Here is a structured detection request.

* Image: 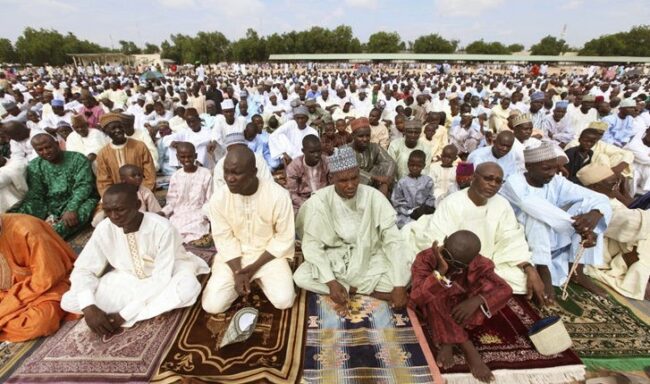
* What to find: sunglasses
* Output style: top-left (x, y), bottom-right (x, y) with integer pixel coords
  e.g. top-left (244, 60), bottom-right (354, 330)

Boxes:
top-left (440, 247), bottom-right (468, 269)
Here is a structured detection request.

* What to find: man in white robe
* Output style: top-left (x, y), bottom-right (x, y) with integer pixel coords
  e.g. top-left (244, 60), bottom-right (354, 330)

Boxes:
top-left (467, 131), bottom-right (520, 179)
top-left (500, 142), bottom-right (612, 300)
top-left (67, 114), bottom-right (108, 165)
top-left (293, 146), bottom-right (410, 315)
top-left (624, 127), bottom-right (650, 195)
top-left (61, 184), bottom-right (209, 334)
top-left (202, 146), bottom-right (296, 314)
top-left (402, 162), bottom-right (547, 304)
top-left (211, 132), bottom-right (272, 192)
top-left (577, 164), bottom-right (649, 300)
top-left (268, 105), bottom-right (319, 163)
top-left (0, 156), bottom-right (27, 213)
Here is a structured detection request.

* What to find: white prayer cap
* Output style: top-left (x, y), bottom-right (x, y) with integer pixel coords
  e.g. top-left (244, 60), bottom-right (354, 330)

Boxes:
top-left (512, 113), bottom-right (533, 127)
top-left (224, 132), bottom-right (247, 147)
top-left (576, 163), bottom-right (615, 186)
top-left (328, 146), bottom-right (358, 174)
top-left (524, 142), bottom-right (557, 164)
top-left (293, 105), bottom-right (309, 117)
top-left (587, 121), bottom-right (609, 132)
top-left (619, 98), bottom-right (636, 108)
top-left (221, 99), bottom-right (235, 110)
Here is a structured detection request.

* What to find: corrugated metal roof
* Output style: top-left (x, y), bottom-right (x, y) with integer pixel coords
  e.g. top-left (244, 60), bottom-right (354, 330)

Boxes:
top-left (268, 53), bottom-right (650, 63)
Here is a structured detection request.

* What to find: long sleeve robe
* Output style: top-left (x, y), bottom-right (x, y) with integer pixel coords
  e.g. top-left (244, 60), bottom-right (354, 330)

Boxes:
top-left (354, 143), bottom-right (396, 186)
top-left (410, 248), bottom-right (512, 345)
top-left (624, 130), bottom-right (650, 195)
top-left (13, 151), bottom-right (99, 239)
top-left (294, 185), bottom-right (411, 294)
top-left (0, 159), bottom-right (27, 213)
top-left (95, 139), bottom-right (156, 197)
top-left (268, 120), bottom-right (319, 159)
top-left (402, 189), bottom-right (531, 294)
top-left (60, 213), bottom-right (209, 327)
top-left (0, 214), bottom-right (77, 342)
top-left (285, 155), bottom-right (329, 214)
top-left (162, 167), bottom-right (213, 243)
top-left (387, 138), bottom-right (432, 180)
top-left (391, 174), bottom-right (435, 229)
top-left (65, 128), bottom-right (108, 157)
top-left (565, 139), bottom-right (635, 179)
top-left (500, 173), bottom-right (612, 286)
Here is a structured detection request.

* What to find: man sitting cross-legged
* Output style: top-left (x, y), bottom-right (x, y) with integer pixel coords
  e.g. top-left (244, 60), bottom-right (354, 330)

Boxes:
top-left (61, 184), bottom-right (209, 335)
top-left (293, 146), bottom-right (410, 316)
top-left (410, 230), bottom-right (512, 383)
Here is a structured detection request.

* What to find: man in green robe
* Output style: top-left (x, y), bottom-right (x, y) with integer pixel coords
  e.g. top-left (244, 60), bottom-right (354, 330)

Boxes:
top-left (12, 134), bottom-right (99, 238)
top-left (349, 117), bottom-right (396, 197)
top-left (293, 146), bottom-right (410, 316)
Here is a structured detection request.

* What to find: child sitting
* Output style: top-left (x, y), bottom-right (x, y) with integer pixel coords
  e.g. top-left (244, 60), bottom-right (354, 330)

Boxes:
top-left (429, 144), bottom-right (458, 206)
top-left (161, 142), bottom-right (213, 247)
top-left (391, 150), bottom-right (435, 228)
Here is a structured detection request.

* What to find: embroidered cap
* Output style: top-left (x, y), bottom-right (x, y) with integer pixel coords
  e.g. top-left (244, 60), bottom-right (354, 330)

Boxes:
top-left (524, 141), bottom-right (557, 164)
top-left (328, 146), bottom-right (358, 174)
top-left (511, 113), bottom-right (533, 127)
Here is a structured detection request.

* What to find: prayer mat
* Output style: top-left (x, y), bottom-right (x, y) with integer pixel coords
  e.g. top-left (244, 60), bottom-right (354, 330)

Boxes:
top-left (0, 340), bottom-right (43, 382)
top-left (414, 295), bottom-right (585, 384)
top-left (66, 224), bottom-right (94, 254)
top-left (596, 281), bottom-right (650, 325)
top-left (152, 287), bottom-right (307, 384)
top-left (540, 283), bottom-right (650, 372)
top-left (301, 292), bottom-right (437, 384)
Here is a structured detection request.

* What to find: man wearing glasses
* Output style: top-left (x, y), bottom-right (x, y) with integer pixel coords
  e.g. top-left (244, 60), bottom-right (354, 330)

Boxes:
top-left (403, 161), bottom-right (548, 306)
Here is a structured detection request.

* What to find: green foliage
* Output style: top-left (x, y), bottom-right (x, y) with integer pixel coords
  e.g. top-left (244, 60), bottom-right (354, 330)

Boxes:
top-left (465, 39), bottom-right (510, 54)
top-left (0, 38), bottom-right (16, 62)
top-left (530, 35), bottom-right (568, 55)
top-left (579, 25), bottom-right (650, 56)
top-left (412, 34), bottom-right (458, 53)
top-left (118, 40), bottom-right (142, 55)
top-left (13, 27), bottom-right (107, 65)
top-left (143, 43), bottom-right (160, 54)
top-left (366, 31), bottom-right (402, 53)
top-left (507, 43), bottom-right (524, 53)
top-left (160, 31), bottom-right (230, 64)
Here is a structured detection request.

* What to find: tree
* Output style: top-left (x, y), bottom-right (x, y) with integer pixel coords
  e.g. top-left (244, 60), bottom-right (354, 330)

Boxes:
top-left (366, 31), bottom-right (402, 53)
top-left (231, 28), bottom-right (267, 62)
top-left (14, 28), bottom-right (107, 65)
top-left (530, 35), bottom-right (568, 55)
top-left (412, 34), bottom-right (458, 53)
top-left (118, 40), bottom-right (142, 55)
top-left (507, 43), bottom-right (524, 53)
top-left (579, 25), bottom-right (650, 56)
top-left (143, 43), bottom-right (160, 54)
top-left (0, 38), bottom-right (16, 63)
top-left (464, 39), bottom-right (510, 54)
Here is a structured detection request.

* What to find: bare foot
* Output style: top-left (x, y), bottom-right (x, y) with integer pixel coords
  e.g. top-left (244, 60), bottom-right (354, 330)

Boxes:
top-left (460, 340), bottom-right (494, 383)
top-left (436, 343), bottom-right (454, 369)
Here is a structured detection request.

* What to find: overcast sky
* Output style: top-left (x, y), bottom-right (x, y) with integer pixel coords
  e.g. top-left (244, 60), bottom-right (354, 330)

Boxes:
top-left (1, 0), bottom-right (648, 50)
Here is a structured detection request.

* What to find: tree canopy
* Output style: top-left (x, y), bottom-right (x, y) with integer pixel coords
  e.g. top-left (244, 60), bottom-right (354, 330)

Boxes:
top-left (366, 32), bottom-right (403, 53)
top-left (412, 34), bottom-right (458, 53)
top-left (13, 28), bottom-right (107, 65)
top-left (579, 25), bottom-right (650, 56)
top-left (464, 39), bottom-right (511, 54)
top-left (530, 35), bottom-right (568, 56)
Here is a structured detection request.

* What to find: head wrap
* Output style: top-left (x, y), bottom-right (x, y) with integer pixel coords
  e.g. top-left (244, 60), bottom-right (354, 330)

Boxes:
top-left (99, 113), bottom-right (124, 129)
top-left (524, 142), bottom-right (557, 164)
top-left (456, 162), bottom-right (474, 177)
top-left (350, 117), bottom-right (370, 132)
top-left (555, 100), bottom-right (569, 109)
top-left (619, 98), bottom-right (636, 108)
top-left (530, 91), bottom-right (545, 102)
top-left (576, 163), bottom-right (615, 186)
top-left (512, 113), bottom-right (533, 127)
top-left (587, 121), bottom-right (609, 132)
top-left (224, 132), bottom-right (247, 147)
top-left (328, 146), bottom-right (358, 173)
top-left (293, 105), bottom-right (309, 117)
top-left (221, 99), bottom-right (235, 110)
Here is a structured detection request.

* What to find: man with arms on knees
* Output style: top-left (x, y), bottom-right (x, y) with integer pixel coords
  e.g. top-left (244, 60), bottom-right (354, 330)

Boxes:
top-left (0, 213), bottom-right (77, 341)
top-left (61, 184), bottom-right (209, 335)
top-left (403, 162), bottom-right (548, 305)
top-left (293, 147), bottom-right (410, 316)
top-left (202, 146), bottom-right (296, 313)
top-left (411, 230), bottom-right (512, 383)
top-left (12, 134), bottom-right (98, 239)
top-left (500, 142), bottom-right (612, 300)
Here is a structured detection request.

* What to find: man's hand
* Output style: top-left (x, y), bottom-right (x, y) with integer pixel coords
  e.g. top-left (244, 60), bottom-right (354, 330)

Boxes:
top-left (524, 266), bottom-right (551, 306)
top-left (572, 210), bottom-right (603, 235)
top-left (611, 162), bottom-right (628, 175)
top-left (451, 296), bottom-right (483, 324)
top-left (410, 207), bottom-right (423, 220)
top-left (61, 211), bottom-right (79, 228)
top-left (207, 141), bottom-right (217, 153)
top-left (390, 286), bottom-right (408, 310)
top-left (82, 305), bottom-right (117, 336)
top-left (106, 313), bottom-right (126, 329)
top-left (0, 157), bottom-right (6, 167)
top-left (431, 241), bottom-right (448, 275)
top-left (234, 271), bottom-right (251, 296)
top-left (282, 153), bottom-right (292, 165)
top-left (87, 153), bottom-right (97, 162)
top-left (326, 280), bottom-right (349, 306)
top-left (581, 231), bottom-right (598, 248)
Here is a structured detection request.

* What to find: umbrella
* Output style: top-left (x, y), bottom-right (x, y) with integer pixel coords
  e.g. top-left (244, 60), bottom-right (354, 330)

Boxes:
top-left (139, 70), bottom-right (165, 81)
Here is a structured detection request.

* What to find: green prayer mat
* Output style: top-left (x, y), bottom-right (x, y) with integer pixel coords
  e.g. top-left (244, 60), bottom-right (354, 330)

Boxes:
top-left (540, 283), bottom-right (650, 372)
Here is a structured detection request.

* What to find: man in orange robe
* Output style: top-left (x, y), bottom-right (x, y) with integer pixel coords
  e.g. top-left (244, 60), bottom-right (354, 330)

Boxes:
top-left (0, 213), bottom-right (76, 342)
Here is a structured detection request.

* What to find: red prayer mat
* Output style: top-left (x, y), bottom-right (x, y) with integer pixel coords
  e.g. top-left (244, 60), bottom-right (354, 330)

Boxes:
top-left (414, 295), bottom-right (585, 384)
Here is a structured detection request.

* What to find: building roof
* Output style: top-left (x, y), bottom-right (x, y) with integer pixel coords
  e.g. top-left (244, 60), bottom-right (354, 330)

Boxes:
top-left (268, 53), bottom-right (650, 63)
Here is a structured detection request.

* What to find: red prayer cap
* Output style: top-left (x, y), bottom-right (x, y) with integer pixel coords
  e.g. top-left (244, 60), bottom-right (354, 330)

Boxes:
top-left (350, 117), bottom-right (370, 132)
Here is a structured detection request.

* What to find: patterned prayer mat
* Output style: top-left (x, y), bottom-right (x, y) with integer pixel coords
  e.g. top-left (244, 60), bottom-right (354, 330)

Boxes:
top-left (415, 295), bottom-right (585, 384)
top-left (152, 287), bottom-right (307, 384)
top-left (540, 283), bottom-right (650, 372)
top-left (301, 292), bottom-right (437, 384)
top-left (66, 224), bottom-right (94, 254)
top-left (0, 340), bottom-right (43, 382)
